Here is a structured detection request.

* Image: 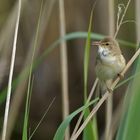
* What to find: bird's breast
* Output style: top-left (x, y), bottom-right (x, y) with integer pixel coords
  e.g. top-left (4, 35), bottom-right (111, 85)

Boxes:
top-left (95, 54), bottom-right (125, 81)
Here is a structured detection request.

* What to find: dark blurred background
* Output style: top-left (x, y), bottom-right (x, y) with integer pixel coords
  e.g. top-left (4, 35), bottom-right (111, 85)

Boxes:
top-left (0, 0), bottom-right (136, 139)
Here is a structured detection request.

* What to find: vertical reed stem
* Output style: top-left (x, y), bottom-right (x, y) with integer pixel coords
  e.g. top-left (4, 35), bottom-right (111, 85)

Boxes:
top-left (59, 0), bottom-right (70, 139)
top-left (135, 0), bottom-right (140, 43)
top-left (105, 0), bottom-right (115, 140)
top-left (1, 0), bottom-right (21, 140)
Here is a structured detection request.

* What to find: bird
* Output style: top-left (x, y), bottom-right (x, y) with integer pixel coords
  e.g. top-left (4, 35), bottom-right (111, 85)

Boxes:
top-left (92, 37), bottom-right (126, 96)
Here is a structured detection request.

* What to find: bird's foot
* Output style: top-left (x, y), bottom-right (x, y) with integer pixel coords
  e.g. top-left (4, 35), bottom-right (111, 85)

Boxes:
top-left (107, 87), bottom-right (113, 94)
top-left (118, 73), bottom-right (124, 79)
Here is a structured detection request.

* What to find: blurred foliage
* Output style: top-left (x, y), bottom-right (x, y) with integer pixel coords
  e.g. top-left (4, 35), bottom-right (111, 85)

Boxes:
top-left (116, 44), bottom-right (140, 140)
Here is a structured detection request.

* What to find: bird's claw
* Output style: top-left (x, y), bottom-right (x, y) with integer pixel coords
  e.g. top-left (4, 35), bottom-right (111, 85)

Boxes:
top-left (107, 87), bottom-right (113, 94)
top-left (118, 73), bottom-right (124, 79)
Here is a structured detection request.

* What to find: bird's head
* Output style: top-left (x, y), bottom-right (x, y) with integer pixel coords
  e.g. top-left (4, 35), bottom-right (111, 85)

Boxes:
top-left (92, 37), bottom-right (121, 57)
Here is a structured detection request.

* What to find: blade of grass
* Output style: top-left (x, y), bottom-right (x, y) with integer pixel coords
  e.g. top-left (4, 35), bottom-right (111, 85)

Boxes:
top-left (29, 97), bottom-right (56, 140)
top-left (53, 98), bottom-right (99, 140)
top-left (83, 1), bottom-right (99, 140)
top-left (38, 32), bottom-right (136, 67)
top-left (116, 44), bottom-right (140, 140)
top-left (22, 0), bottom-right (44, 139)
top-left (1, 1), bottom-right (21, 140)
top-left (38, 32), bottom-right (136, 65)
top-left (0, 30), bottom-right (137, 107)
top-left (116, 0), bottom-right (140, 137)
top-left (22, 76), bottom-right (34, 140)
top-left (0, 32), bottom-right (136, 106)
top-left (84, 5), bottom-right (94, 101)
top-left (4, 0), bottom-right (45, 139)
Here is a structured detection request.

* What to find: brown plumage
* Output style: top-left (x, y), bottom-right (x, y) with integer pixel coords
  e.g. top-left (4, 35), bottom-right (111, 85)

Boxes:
top-left (100, 37), bottom-right (121, 55)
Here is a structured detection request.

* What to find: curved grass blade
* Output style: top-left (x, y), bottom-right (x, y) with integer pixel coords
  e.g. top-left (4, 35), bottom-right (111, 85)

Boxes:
top-left (22, 0), bottom-right (44, 139)
top-left (0, 32), bottom-right (136, 105)
top-left (83, 1), bottom-right (99, 140)
top-left (53, 98), bottom-right (98, 140)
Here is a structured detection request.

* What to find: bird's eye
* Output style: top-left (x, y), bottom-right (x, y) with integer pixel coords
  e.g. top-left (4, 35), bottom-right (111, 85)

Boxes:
top-left (105, 42), bottom-right (109, 45)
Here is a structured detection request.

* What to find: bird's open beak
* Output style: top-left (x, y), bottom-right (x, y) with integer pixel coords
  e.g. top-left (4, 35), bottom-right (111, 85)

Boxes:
top-left (91, 41), bottom-right (101, 46)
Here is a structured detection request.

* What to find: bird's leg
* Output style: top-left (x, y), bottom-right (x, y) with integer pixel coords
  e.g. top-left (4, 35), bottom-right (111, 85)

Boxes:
top-left (95, 82), bottom-right (102, 99)
top-left (106, 86), bottom-right (113, 94)
top-left (105, 80), bottom-right (113, 94)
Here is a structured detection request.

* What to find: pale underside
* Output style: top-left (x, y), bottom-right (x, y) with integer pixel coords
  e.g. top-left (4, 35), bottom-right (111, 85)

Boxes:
top-left (95, 46), bottom-right (126, 81)
top-left (95, 46), bottom-right (126, 93)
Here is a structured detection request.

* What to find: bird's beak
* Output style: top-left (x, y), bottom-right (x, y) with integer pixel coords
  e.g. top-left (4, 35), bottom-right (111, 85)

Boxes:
top-left (91, 41), bottom-right (101, 46)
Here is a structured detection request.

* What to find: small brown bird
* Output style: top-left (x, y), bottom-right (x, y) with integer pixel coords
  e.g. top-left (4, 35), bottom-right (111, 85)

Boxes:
top-left (93, 37), bottom-right (126, 94)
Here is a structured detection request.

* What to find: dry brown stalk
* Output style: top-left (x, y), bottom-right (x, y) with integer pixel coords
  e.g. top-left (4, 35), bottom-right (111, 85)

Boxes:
top-left (70, 79), bottom-right (98, 138)
top-left (114, 0), bottom-right (131, 38)
top-left (105, 0), bottom-right (115, 139)
top-left (59, 0), bottom-right (69, 139)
